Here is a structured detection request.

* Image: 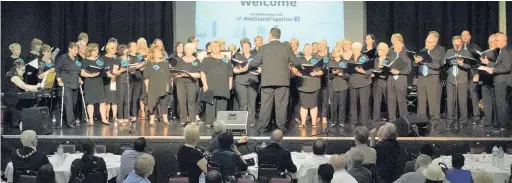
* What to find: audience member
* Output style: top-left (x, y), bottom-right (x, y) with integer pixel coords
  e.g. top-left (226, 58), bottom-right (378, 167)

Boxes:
top-left (208, 120), bottom-right (248, 152)
top-left (297, 138), bottom-right (329, 183)
top-left (177, 123), bottom-right (208, 183)
top-left (205, 170), bottom-right (223, 183)
top-left (445, 154), bottom-right (472, 183)
top-left (35, 164), bottom-right (56, 183)
top-left (118, 137), bottom-right (148, 183)
top-left (257, 129), bottom-right (297, 173)
top-left (329, 155), bottom-right (357, 183)
top-left (1, 136), bottom-right (13, 172)
top-left (122, 153), bottom-right (155, 183)
top-left (393, 154), bottom-right (432, 183)
top-left (11, 130), bottom-right (50, 183)
top-left (209, 132), bottom-right (248, 181)
top-left (346, 148), bottom-right (372, 183)
top-left (371, 122), bottom-right (405, 183)
top-left (345, 126), bottom-right (377, 167)
top-left (69, 141), bottom-right (108, 183)
top-left (422, 163), bottom-right (448, 183)
top-left (317, 164), bottom-right (334, 183)
top-left (472, 171), bottom-right (493, 183)
top-left (403, 144), bottom-right (435, 173)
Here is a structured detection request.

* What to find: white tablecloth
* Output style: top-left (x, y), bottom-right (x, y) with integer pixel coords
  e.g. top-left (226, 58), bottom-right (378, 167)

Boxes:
top-left (433, 154), bottom-right (511, 183)
top-left (5, 153), bottom-right (121, 183)
top-left (243, 152), bottom-right (332, 179)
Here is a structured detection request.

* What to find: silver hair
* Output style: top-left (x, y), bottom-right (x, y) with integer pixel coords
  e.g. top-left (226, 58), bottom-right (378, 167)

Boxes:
top-left (348, 149), bottom-right (364, 167)
top-left (213, 120), bottom-right (226, 134)
top-left (415, 154), bottom-right (432, 171)
top-left (134, 153), bottom-right (155, 177)
top-left (20, 130), bottom-right (37, 147)
top-left (353, 126), bottom-right (369, 144)
top-left (379, 122), bottom-right (397, 140)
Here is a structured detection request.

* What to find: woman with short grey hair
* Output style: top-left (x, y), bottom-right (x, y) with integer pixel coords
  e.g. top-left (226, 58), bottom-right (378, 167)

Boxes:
top-left (177, 123), bottom-right (208, 182)
top-left (11, 130), bottom-right (50, 183)
top-left (122, 153), bottom-right (155, 183)
top-left (371, 123), bottom-right (404, 183)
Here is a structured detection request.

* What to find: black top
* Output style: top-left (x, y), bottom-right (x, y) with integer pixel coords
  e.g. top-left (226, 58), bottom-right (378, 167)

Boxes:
top-left (233, 52), bottom-right (259, 85)
top-left (316, 52), bottom-right (330, 87)
top-left (143, 61), bottom-right (172, 109)
top-left (387, 49), bottom-right (412, 76)
top-left (177, 145), bottom-right (204, 183)
top-left (209, 149), bottom-right (248, 178)
top-left (249, 40), bottom-right (306, 87)
top-left (478, 49), bottom-right (499, 86)
top-left (101, 55), bottom-right (117, 85)
top-left (328, 59), bottom-right (350, 92)
top-left (11, 147), bottom-right (50, 175)
top-left (174, 57), bottom-right (201, 83)
top-left (348, 54), bottom-right (372, 88)
top-left (200, 56), bottom-right (233, 98)
top-left (488, 45), bottom-right (512, 86)
top-left (412, 45), bottom-right (445, 76)
top-left (374, 139), bottom-right (402, 183)
top-left (55, 54), bottom-right (81, 89)
top-left (2, 57), bottom-right (17, 90)
top-left (443, 48), bottom-right (472, 85)
top-left (129, 54), bottom-right (144, 82)
top-left (69, 155), bottom-right (108, 183)
top-left (115, 57), bottom-right (130, 84)
top-left (256, 143), bottom-right (297, 173)
top-left (298, 56), bottom-right (322, 92)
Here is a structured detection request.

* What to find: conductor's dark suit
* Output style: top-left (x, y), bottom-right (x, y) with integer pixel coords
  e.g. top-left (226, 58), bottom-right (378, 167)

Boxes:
top-left (488, 45), bottom-right (512, 128)
top-left (256, 143), bottom-right (297, 173)
top-left (249, 40), bottom-right (306, 131)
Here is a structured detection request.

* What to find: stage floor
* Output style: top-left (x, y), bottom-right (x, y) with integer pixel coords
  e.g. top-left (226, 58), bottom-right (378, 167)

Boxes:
top-left (2, 119), bottom-right (512, 138)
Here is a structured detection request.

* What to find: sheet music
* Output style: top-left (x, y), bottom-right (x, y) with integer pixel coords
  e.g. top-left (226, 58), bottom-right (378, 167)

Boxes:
top-left (27, 58), bottom-right (39, 68)
top-left (51, 48), bottom-right (60, 60)
top-left (40, 71), bottom-right (49, 86)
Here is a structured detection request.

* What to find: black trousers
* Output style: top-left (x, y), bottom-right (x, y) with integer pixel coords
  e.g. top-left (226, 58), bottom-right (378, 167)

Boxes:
top-left (258, 86), bottom-right (289, 131)
top-left (288, 78), bottom-right (300, 121)
top-left (481, 84), bottom-right (496, 126)
top-left (176, 81), bottom-right (199, 123)
top-left (446, 82), bottom-right (468, 124)
top-left (131, 80), bottom-right (144, 117)
top-left (417, 76), bottom-right (439, 120)
top-left (205, 96), bottom-right (228, 125)
top-left (235, 83), bottom-right (258, 124)
top-left (63, 87), bottom-right (79, 126)
top-left (469, 81), bottom-right (481, 120)
top-left (372, 79), bottom-right (387, 121)
top-left (117, 82), bottom-right (130, 119)
top-left (349, 85), bottom-right (371, 126)
top-left (330, 89), bottom-right (347, 125)
top-left (319, 86), bottom-right (329, 118)
top-left (495, 83), bottom-right (509, 128)
top-left (387, 76), bottom-right (408, 122)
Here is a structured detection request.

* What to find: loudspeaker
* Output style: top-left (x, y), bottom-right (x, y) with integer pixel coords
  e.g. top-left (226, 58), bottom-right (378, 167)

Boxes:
top-left (216, 111), bottom-right (248, 135)
top-left (395, 114), bottom-right (430, 137)
top-left (22, 107), bottom-right (53, 135)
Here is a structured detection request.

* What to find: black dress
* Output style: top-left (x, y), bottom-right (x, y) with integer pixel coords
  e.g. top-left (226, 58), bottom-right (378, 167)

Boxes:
top-left (143, 61), bottom-right (172, 112)
top-left (298, 56), bottom-right (321, 108)
top-left (81, 59), bottom-right (106, 104)
top-left (24, 53), bottom-right (40, 85)
top-left (102, 55), bottom-right (118, 104)
top-left (200, 56), bottom-right (233, 124)
top-left (2, 56), bottom-right (17, 89)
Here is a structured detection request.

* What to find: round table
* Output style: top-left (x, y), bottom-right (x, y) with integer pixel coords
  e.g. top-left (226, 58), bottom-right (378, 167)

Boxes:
top-left (5, 153), bottom-right (121, 183)
top-left (243, 152), bottom-right (332, 179)
top-left (432, 154), bottom-right (511, 183)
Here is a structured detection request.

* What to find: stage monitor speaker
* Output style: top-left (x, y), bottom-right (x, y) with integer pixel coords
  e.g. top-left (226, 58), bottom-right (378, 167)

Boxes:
top-left (22, 107), bottom-right (53, 135)
top-left (395, 114), bottom-right (430, 137)
top-left (216, 111), bottom-right (248, 135)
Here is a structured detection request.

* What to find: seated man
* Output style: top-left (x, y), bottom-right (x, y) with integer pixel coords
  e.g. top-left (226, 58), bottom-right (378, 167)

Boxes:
top-left (346, 148), bottom-right (372, 183)
top-left (329, 155), bottom-right (357, 183)
top-left (393, 154), bottom-right (432, 183)
top-left (117, 137), bottom-right (147, 183)
top-left (297, 138), bottom-right (329, 183)
top-left (257, 129), bottom-right (297, 173)
top-left (209, 132), bottom-right (248, 181)
top-left (445, 154), bottom-right (472, 183)
top-left (317, 164), bottom-right (334, 183)
top-left (403, 144), bottom-right (435, 173)
top-left (10, 130), bottom-right (50, 183)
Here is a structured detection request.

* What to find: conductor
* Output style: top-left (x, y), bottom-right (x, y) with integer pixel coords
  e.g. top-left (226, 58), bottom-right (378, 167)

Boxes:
top-left (240, 28), bottom-right (306, 133)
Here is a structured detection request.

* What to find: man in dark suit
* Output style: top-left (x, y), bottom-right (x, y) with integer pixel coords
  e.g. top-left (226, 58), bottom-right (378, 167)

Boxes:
top-left (387, 34), bottom-right (411, 123)
top-left (413, 32), bottom-right (445, 126)
top-left (462, 30), bottom-right (484, 124)
top-left (480, 32), bottom-right (512, 132)
top-left (242, 28), bottom-right (305, 133)
top-left (256, 129), bottom-right (297, 173)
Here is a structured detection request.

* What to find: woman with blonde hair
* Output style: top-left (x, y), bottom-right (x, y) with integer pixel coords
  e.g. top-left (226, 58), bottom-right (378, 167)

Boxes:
top-left (137, 38), bottom-right (149, 57)
top-left (144, 45), bottom-right (172, 126)
top-left (136, 38), bottom-right (149, 119)
top-left (81, 43), bottom-right (108, 125)
top-left (102, 42), bottom-right (118, 123)
top-left (152, 38), bottom-right (168, 59)
top-left (174, 43), bottom-right (201, 126)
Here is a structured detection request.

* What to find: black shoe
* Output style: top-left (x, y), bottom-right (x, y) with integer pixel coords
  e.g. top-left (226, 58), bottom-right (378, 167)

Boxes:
top-left (330, 123), bottom-right (338, 128)
top-left (493, 128), bottom-right (506, 132)
top-left (66, 124), bottom-right (76, 128)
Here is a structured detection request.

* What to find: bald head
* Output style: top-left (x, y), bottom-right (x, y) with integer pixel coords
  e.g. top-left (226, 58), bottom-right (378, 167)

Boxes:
top-left (488, 34), bottom-right (497, 49)
top-left (318, 40), bottom-right (327, 52)
top-left (270, 129), bottom-right (284, 143)
top-left (461, 30), bottom-right (471, 43)
top-left (495, 32), bottom-right (508, 49)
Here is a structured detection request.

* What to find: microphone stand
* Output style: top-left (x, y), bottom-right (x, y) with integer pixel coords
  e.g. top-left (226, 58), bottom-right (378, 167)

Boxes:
top-left (312, 61), bottom-right (343, 137)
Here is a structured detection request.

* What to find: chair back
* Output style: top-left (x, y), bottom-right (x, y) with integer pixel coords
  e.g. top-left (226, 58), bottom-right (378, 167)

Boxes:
top-left (168, 172), bottom-right (189, 183)
top-left (270, 173), bottom-right (293, 183)
top-left (236, 172), bottom-right (256, 183)
top-left (59, 142), bottom-right (76, 154)
top-left (301, 146), bottom-right (313, 153)
top-left (258, 164), bottom-right (279, 183)
top-left (469, 143), bottom-right (486, 154)
top-left (13, 169), bottom-right (37, 183)
top-left (94, 144), bottom-right (107, 154)
top-left (118, 144), bottom-right (133, 155)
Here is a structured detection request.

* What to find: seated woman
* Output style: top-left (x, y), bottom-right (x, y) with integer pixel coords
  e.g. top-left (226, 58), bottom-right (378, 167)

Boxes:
top-left (3, 59), bottom-right (40, 127)
top-left (11, 130), bottom-right (50, 183)
top-left (68, 141), bottom-right (108, 183)
top-left (209, 132), bottom-right (248, 182)
top-left (177, 123), bottom-right (207, 183)
top-left (122, 153), bottom-right (155, 183)
top-left (35, 164), bottom-right (56, 183)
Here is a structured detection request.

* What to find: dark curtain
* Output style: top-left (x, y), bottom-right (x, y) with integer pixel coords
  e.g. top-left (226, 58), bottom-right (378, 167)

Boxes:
top-left (366, 1), bottom-right (499, 51)
top-left (1, 1), bottom-right (174, 60)
top-left (507, 2), bottom-right (512, 46)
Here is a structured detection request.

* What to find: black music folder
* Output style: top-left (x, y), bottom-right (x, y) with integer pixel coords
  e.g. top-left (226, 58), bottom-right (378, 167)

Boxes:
top-left (363, 48), bottom-right (377, 60)
top-left (87, 65), bottom-right (103, 73)
top-left (170, 69), bottom-right (194, 79)
top-left (346, 60), bottom-right (374, 73)
top-left (414, 51), bottom-right (433, 63)
top-left (294, 59), bottom-right (323, 76)
top-left (446, 54), bottom-right (478, 67)
top-left (199, 90), bottom-right (214, 105)
top-left (231, 58), bottom-right (249, 66)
